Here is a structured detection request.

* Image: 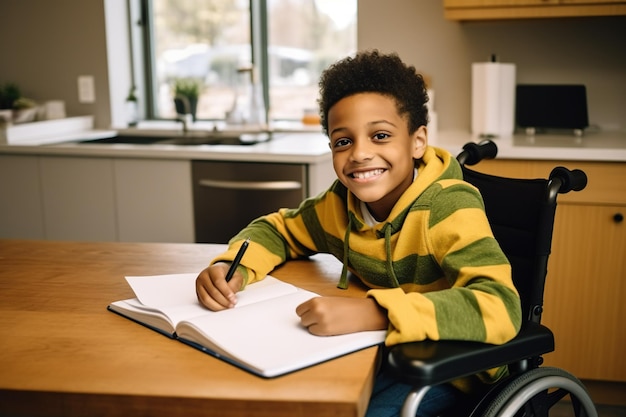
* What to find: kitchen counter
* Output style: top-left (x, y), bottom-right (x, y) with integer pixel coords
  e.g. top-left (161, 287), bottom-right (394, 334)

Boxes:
top-left (1, 120), bottom-right (625, 162)
top-left (0, 125), bottom-right (336, 244)
top-left (0, 132), bottom-right (332, 164)
top-left (433, 129), bottom-right (626, 162)
top-left (0, 119), bottom-right (332, 164)
top-left (2, 122), bottom-right (624, 244)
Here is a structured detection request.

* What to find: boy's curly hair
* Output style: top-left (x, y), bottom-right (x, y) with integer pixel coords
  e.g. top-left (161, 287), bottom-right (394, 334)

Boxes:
top-left (318, 50), bottom-right (429, 136)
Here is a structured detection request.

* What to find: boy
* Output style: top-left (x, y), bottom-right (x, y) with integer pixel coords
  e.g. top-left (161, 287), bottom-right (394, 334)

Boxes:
top-left (196, 50), bottom-right (521, 416)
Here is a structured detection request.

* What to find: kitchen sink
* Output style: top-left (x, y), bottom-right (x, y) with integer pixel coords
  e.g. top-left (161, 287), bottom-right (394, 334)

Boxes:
top-left (78, 131), bottom-right (272, 146)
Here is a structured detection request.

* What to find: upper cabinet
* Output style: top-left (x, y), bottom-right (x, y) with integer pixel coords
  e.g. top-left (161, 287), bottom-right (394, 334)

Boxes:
top-left (443, 0), bottom-right (626, 20)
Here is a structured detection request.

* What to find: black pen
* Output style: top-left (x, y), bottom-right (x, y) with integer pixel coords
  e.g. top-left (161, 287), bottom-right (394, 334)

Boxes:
top-left (224, 237), bottom-right (250, 283)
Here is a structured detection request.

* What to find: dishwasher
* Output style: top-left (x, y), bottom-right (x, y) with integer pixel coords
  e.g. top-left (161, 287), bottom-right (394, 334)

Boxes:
top-left (192, 160), bottom-right (307, 243)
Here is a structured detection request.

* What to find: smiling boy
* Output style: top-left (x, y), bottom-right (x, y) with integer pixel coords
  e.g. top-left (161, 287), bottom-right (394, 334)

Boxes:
top-left (196, 50), bottom-right (521, 416)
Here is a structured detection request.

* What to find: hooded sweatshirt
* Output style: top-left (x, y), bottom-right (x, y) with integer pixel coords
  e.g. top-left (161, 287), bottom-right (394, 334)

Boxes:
top-left (210, 146), bottom-right (522, 385)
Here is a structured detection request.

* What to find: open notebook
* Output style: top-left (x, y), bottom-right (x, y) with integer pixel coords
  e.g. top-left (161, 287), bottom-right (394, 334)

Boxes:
top-left (108, 273), bottom-right (386, 378)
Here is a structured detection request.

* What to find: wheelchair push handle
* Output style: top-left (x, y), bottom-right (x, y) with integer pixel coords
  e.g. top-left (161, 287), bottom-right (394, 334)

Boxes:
top-left (458, 140), bottom-right (498, 166)
top-left (549, 166), bottom-right (588, 194)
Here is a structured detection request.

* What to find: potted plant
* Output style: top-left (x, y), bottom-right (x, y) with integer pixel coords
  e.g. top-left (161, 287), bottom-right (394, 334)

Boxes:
top-left (12, 97), bottom-right (38, 123)
top-left (173, 78), bottom-right (202, 121)
top-left (125, 85), bottom-right (139, 127)
top-left (0, 83), bottom-right (38, 123)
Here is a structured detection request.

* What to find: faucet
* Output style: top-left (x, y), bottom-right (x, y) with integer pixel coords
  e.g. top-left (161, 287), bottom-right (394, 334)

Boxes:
top-left (174, 94), bottom-right (193, 134)
top-left (176, 113), bottom-right (193, 134)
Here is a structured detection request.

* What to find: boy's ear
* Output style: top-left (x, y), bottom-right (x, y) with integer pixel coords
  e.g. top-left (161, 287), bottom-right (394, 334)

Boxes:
top-left (411, 125), bottom-right (428, 159)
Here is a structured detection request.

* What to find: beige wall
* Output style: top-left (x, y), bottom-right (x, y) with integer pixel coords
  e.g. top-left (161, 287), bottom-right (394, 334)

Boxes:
top-left (357, 1), bottom-right (626, 131)
top-left (0, 0), bottom-right (111, 128)
top-left (1, 0), bottom-right (624, 131)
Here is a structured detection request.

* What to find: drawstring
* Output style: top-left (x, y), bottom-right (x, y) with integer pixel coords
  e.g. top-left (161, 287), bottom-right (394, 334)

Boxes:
top-left (337, 214), bottom-right (352, 289)
top-left (338, 166), bottom-right (417, 289)
top-left (337, 214), bottom-right (401, 289)
top-left (384, 224), bottom-right (400, 287)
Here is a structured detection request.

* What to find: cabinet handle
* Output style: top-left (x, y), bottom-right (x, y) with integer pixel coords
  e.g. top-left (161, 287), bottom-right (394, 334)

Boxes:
top-left (614, 213), bottom-right (624, 224)
top-left (198, 178), bottom-right (302, 191)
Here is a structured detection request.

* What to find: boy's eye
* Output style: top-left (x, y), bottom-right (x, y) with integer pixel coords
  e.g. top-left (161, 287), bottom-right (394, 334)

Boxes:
top-left (333, 138), bottom-right (352, 148)
top-left (373, 132), bottom-right (390, 141)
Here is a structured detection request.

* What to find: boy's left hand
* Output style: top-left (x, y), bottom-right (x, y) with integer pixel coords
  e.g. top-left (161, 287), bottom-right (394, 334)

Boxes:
top-left (295, 296), bottom-right (388, 336)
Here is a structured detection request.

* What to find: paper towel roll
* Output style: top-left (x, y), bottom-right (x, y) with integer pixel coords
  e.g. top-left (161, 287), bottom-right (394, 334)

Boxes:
top-left (471, 62), bottom-right (516, 137)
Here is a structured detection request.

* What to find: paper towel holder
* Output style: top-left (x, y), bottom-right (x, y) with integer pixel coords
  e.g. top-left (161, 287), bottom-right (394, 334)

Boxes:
top-left (515, 84), bottom-right (589, 137)
top-left (471, 60), bottom-right (516, 139)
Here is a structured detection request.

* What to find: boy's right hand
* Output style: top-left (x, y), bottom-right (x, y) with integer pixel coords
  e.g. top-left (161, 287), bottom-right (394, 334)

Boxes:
top-left (195, 263), bottom-right (243, 310)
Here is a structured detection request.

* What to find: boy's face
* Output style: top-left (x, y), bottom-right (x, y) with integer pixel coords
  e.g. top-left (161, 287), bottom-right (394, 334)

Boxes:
top-left (328, 92), bottom-right (427, 221)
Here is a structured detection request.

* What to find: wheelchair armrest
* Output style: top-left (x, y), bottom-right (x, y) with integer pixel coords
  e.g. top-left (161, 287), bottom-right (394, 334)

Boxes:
top-left (386, 321), bottom-right (554, 387)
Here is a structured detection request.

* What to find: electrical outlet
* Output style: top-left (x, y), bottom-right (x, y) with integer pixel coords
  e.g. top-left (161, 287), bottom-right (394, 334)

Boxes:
top-left (77, 75), bottom-right (95, 103)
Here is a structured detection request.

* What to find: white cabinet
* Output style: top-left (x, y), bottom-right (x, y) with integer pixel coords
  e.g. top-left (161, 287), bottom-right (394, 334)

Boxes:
top-left (40, 156), bottom-right (118, 241)
top-left (1, 149), bottom-right (332, 243)
top-left (0, 155), bottom-right (45, 239)
top-left (114, 158), bottom-right (194, 243)
top-left (0, 155), bottom-right (195, 243)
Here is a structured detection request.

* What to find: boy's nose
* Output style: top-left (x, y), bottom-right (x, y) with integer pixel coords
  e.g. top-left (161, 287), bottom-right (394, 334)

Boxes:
top-left (349, 138), bottom-right (374, 162)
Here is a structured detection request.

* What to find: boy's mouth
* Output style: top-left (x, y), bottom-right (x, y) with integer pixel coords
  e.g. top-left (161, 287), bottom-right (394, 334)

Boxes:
top-left (350, 168), bottom-right (385, 179)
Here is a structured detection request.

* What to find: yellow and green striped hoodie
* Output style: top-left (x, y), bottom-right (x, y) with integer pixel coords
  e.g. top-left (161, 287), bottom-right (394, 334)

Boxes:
top-left (211, 146), bottom-right (521, 382)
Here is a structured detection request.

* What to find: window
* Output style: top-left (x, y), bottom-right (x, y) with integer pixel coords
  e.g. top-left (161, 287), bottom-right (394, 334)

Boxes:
top-left (139, 0), bottom-right (357, 123)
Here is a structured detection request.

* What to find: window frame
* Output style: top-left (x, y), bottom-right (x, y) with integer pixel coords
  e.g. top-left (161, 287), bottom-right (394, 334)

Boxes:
top-left (129, 0), bottom-right (356, 124)
top-left (136, 0), bottom-right (273, 122)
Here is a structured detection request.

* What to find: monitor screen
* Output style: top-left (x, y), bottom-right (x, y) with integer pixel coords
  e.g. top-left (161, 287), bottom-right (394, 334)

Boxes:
top-left (515, 84), bottom-right (589, 130)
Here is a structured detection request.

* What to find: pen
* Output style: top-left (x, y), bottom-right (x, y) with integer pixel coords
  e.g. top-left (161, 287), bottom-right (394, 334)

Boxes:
top-left (224, 237), bottom-right (250, 283)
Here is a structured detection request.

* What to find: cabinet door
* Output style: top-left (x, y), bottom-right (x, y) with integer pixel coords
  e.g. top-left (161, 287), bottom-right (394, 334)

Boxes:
top-left (445, 1), bottom-right (559, 6)
top-left (40, 156), bottom-right (117, 241)
top-left (443, 0), bottom-right (626, 20)
top-left (0, 155), bottom-right (45, 239)
top-left (114, 159), bottom-right (194, 243)
top-left (542, 203), bottom-right (626, 381)
top-left (470, 158), bottom-right (626, 381)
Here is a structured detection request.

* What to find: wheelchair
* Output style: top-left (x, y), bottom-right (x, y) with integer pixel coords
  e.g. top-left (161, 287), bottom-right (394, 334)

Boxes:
top-left (387, 140), bottom-right (597, 417)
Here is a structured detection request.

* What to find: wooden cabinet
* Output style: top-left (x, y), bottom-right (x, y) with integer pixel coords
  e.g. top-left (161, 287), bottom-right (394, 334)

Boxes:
top-left (443, 0), bottom-right (626, 20)
top-left (546, 203), bottom-right (625, 381)
top-left (472, 159), bottom-right (626, 382)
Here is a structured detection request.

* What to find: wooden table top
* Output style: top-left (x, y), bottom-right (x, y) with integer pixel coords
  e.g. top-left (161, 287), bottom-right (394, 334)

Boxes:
top-left (0, 240), bottom-right (379, 417)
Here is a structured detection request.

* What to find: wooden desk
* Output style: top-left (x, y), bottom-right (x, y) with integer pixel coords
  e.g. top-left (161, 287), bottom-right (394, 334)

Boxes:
top-left (0, 240), bottom-right (379, 417)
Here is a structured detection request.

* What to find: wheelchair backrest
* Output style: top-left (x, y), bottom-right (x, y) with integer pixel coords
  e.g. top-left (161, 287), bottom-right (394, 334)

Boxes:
top-left (460, 166), bottom-right (558, 325)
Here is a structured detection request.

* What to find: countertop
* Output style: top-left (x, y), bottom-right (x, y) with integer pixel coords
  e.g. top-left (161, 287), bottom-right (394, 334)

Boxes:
top-left (1, 120), bottom-right (625, 163)
top-left (0, 131), bottom-right (333, 164)
top-left (433, 129), bottom-right (626, 162)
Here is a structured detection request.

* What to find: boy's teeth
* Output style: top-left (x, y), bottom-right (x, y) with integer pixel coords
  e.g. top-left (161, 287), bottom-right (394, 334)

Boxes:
top-left (353, 169), bottom-right (383, 179)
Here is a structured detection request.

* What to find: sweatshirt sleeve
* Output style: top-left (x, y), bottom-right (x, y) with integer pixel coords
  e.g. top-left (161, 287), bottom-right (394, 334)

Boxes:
top-left (209, 189), bottom-right (335, 286)
top-left (368, 180), bottom-right (522, 347)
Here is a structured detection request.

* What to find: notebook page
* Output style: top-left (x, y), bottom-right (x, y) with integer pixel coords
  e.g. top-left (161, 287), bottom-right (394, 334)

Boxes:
top-left (176, 288), bottom-right (387, 377)
top-left (124, 274), bottom-right (299, 325)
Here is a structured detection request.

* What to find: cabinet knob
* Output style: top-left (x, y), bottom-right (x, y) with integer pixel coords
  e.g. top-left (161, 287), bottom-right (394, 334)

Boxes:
top-left (614, 213), bottom-right (624, 224)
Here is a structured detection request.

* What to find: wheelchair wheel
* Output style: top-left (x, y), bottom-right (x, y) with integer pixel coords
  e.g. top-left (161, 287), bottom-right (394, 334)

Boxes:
top-left (475, 367), bottom-right (598, 417)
